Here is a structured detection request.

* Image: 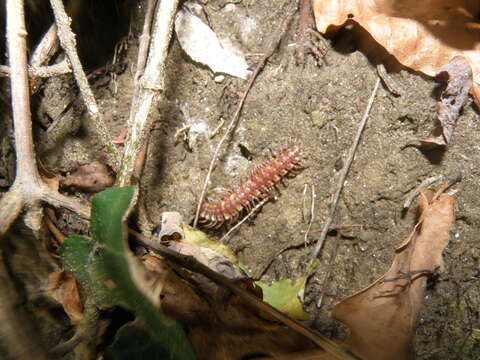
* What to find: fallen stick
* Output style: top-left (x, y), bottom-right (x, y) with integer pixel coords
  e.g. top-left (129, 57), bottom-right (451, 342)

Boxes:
top-left (309, 77), bottom-right (381, 262)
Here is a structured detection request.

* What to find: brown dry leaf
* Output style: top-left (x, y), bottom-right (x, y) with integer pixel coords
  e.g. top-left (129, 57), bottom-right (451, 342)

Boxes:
top-left (48, 270), bottom-right (84, 324)
top-left (61, 160), bottom-right (115, 192)
top-left (313, 0), bottom-right (480, 87)
top-left (423, 56), bottom-right (473, 145)
top-left (332, 189), bottom-right (456, 360)
top-left (141, 252), bottom-right (317, 360)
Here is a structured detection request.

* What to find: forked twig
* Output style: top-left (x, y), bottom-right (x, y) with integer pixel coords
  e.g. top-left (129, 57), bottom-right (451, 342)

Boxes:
top-left (310, 77), bottom-right (381, 262)
top-left (0, 0), bottom-right (89, 236)
top-left (193, 0), bottom-right (298, 227)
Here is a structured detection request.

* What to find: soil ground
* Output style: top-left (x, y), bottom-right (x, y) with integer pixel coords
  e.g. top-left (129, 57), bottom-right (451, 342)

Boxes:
top-left (2, 0), bottom-right (479, 358)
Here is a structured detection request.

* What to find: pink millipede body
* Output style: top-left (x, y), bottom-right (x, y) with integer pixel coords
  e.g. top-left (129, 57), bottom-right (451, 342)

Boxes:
top-left (199, 144), bottom-right (305, 228)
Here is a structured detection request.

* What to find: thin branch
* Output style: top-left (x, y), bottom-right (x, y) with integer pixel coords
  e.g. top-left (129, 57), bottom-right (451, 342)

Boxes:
top-left (130, 230), bottom-right (359, 360)
top-left (0, 60), bottom-right (70, 78)
top-left (304, 184), bottom-right (315, 245)
top-left (193, 0), bottom-right (298, 227)
top-left (309, 77), bottom-right (381, 262)
top-left (7, 0), bottom-right (37, 181)
top-left (403, 174), bottom-right (444, 210)
top-left (30, 23), bottom-right (59, 68)
top-left (49, 0), bottom-right (117, 163)
top-left (134, 0), bottom-right (158, 86)
top-left (115, 0), bottom-right (179, 187)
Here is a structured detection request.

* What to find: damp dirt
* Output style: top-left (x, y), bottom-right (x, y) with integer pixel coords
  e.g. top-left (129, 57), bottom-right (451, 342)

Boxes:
top-left (2, 0), bottom-right (479, 358)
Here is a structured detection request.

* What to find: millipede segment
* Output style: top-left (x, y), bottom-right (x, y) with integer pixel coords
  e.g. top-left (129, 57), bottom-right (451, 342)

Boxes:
top-left (199, 144), bottom-right (305, 228)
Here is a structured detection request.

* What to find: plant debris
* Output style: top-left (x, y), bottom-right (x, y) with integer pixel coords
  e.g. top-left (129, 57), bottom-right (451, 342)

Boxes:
top-left (332, 188), bottom-right (456, 360)
top-left (423, 56), bottom-right (473, 146)
top-left (61, 160), bottom-right (115, 192)
top-left (313, 0), bottom-right (480, 93)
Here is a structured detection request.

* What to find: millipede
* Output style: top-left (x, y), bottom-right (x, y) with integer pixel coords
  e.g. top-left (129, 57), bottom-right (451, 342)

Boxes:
top-left (199, 144), bottom-right (306, 228)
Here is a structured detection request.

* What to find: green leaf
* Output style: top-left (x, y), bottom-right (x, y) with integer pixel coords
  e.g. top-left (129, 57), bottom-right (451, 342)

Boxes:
top-left (90, 186), bottom-right (135, 252)
top-left (62, 234), bottom-right (120, 307)
top-left (182, 223), bottom-right (238, 264)
top-left (256, 261), bottom-right (319, 321)
top-left (62, 187), bottom-right (196, 360)
top-left (256, 276), bottom-right (310, 321)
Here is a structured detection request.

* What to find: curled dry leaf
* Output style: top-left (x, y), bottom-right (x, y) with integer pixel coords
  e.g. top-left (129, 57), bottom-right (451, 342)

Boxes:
top-left (423, 56), bottom-right (473, 145)
top-left (313, 0), bottom-right (480, 89)
top-left (48, 270), bottom-right (84, 324)
top-left (61, 160), bottom-right (115, 192)
top-left (332, 189), bottom-right (456, 360)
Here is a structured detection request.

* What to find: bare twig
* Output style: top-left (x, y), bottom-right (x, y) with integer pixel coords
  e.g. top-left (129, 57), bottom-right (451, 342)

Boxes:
top-left (134, 0), bottom-right (158, 87)
top-left (30, 23), bottom-right (59, 68)
top-left (432, 172), bottom-right (462, 200)
top-left (0, 60), bottom-right (70, 78)
top-left (304, 184), bottom-right (315, 245)
top-left (130, 230), bottom-right (359, 360)
top-left (316, 233), bottom-right (341, 308)
top-left (310, 77), bottom-right (381, 262)
top-left (403, 175), bottom-right (444, 210)
top-left (49, 0), bottom-right (117, 163)
top-left (115, 0), bottom-right (180, 187)
top-left (193, 0), bottom-right (298, 227)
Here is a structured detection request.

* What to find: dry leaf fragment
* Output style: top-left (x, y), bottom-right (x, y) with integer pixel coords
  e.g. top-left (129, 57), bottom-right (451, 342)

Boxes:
top-left (61, 160), bottom-right (115, 192)
top-left (48, 271), bottom-right (84, 324)
top-left (332, 189), bottom-right (456, 360)
top-left (175, 9), bottom-right (251, 79)
top-left (313, 0), bottom-right (480, 89)
top-left (423, 56), bottom-right (473, 145)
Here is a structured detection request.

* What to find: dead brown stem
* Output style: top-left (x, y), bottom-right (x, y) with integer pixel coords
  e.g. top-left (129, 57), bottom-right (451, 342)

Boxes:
top-left (193, 0), bottom-right (298, 228)
top-left (309, 77), bottom-right (381, 262)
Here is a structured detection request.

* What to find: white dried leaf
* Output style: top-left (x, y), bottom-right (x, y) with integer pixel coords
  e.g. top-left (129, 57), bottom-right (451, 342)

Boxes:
top-left (175, 9), bottom-right (250, 79)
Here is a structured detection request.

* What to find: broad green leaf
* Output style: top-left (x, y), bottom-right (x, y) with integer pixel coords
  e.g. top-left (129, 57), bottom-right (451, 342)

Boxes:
top-left (62, 234), bottom-right (120, 307)
top-left (62, 187), bottom-right (196, 360)
top-left (257, 276), bottom-right (310, 320)
top-left (256, 261), bottom-right (319, 321)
